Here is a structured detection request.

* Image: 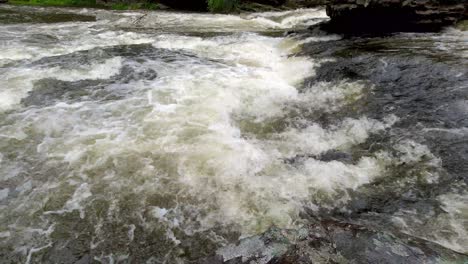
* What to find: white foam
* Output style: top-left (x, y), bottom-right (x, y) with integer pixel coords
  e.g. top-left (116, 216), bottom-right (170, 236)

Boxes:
top-left (394, 140), bottom-right (441, 166)
top-left (392, 191), bottom-right (468, 254)
top-left (0, 24), bottom-right (154, 63)
top-left (0, 57), bottom-right (123, 111)
top-left (126, 8), bottom-right (328, 32)
top-left (298, 80), bottom-right (366, 112)
top-left (0, 29), bottom-right (399, 237)
top-left (0, 188), bottom-right (9, 201)
top-left (16, 180), bottom-right (33, 193)
top-left (43, 183), bottom-right (92, 218)
top-left (300, 34), bottom-right (342, 43)
top-left (0, 231), bottom-right (11, 238)
top-left (267, 116), bottom-right (396, 157)
top-left (437, 193), bottom-right (468, 253)
top-left (2, 7), bottom-right (452, 259)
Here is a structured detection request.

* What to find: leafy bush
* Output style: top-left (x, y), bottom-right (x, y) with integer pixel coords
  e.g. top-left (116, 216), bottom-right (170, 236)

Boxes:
top-left (9, 0), bottom-right (96, 7)
top-left (111, 2), bottom-right (158, 10)
top-left (10, 0), bottom-right (158, 9)
top-left (207, 0), bottom-right (238, 12)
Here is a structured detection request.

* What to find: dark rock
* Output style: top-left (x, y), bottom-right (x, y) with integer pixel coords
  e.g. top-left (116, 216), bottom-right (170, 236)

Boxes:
top-left (157, 0), bottom-right (287, 12)
top-left (158, 0), bottom-right (208, 11)
top-left (0, 8), bottom-right (95, 24)
top-left (325, 0), bottom-right (468, 33)
top-left (295, 30), bottom-right (468, 261)
top-left (201, 220), bottom-right (467, 263)
top-left (241, 0), bottom-right (286, 7)
top-left (157, 0), bottom-right (323, 11)
top-left (284, 0), bottom-right (326, 8)
top-left (284, 150), bottom-right (353, 165)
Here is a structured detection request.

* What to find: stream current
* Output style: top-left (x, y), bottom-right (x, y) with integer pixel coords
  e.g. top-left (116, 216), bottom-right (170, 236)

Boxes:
top-left (0, 5), bottom-right (467, 263)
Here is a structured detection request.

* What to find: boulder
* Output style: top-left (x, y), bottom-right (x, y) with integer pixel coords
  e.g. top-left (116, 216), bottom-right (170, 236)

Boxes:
top-left (325, 0), bottom-right (468, 33)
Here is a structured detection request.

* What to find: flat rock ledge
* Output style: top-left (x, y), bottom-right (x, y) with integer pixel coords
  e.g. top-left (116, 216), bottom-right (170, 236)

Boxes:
top-left (199, 219), bottom-right (468, 264)
top-left (324, 0), bottom-right (468, 33)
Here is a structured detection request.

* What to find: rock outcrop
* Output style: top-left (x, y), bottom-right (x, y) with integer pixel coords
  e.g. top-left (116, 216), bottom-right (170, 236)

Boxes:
top-left (325, 0), bottom-right (468, 33)
top-left (286, 0), bottom-right (326, 8)
top-left (157, 0), bottom-right (282, 11)
top-left (157, 0), bottom-right (207, 11)
top-left (199, 219), bottom-right (468, 263)
top-left (157, 0), bottom-right (324, 12)
top-left (244, 0), bottom-right (286, 6)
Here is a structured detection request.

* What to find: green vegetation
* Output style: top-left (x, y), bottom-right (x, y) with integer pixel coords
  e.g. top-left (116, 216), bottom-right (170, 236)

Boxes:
top-left (207, 0), bottom-right (238, 13)
top-left (8, 0), bottom-right (159, 10)
top-left (110, 2), bottom-right (158, 10)
top-left (455, 20), bottom-right (468, 31)
top-left (237, 2), bottom-right (282, 12)
top-left (9, 0), bottom-right (97, 7)
top-left (7, 0), bottom-right (237, 12)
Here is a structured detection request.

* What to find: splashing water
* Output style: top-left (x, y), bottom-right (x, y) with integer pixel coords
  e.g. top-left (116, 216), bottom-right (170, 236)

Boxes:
top-left (0, 5), bottom-right (466, 263)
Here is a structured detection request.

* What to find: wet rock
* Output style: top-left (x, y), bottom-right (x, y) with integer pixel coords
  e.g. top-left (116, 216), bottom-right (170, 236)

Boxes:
top-left (284, 0), bottom-right (326, 8)
top-left (317, 150), bottom-right (353, 163)
top-left (0, 7), bottom-right (95, 24)
top-left (325, 0), bottom-right (468, 33)
top-left (242, 0), bottom-right (286, 7)
top-left (21, 65), bottom-right (158, 107)
top-left (284, 150), bottom-right (353, 165)
top-left (301, 35), bottom-right (468, 185)
top-left (22, 78), bottom-right (113, 107)
top-left (157, 0), bottom-right (288, 12)
top-left (157, 0), bottom-right (323, 11)
top-left (201, 220), bottom-right (468, 263)
top-left (296, 29), bottom-right (468, 260)
top-left (301, 36), bottom-right (468, 127)
top-left (198, 227), bottom-right (291, 264)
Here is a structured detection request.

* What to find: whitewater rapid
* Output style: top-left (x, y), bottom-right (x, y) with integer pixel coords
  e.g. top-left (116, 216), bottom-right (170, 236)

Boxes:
top-left (0, 5), bottom-right (466, 263)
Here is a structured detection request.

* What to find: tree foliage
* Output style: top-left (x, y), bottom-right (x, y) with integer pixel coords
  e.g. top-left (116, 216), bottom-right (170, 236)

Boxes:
top-left (207, 0), bottom-right (238, 12)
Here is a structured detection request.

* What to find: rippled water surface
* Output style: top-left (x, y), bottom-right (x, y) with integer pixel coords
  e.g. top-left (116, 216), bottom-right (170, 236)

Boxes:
top-left (0, 5), bottom-right (467, 263)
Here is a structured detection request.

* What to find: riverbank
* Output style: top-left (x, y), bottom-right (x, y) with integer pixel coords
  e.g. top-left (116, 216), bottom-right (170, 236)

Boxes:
top-left (3, 0), bottom-right (465, 33)
top-left (325, 0), bottom-right (467, 33)
top-left (5, 0), bottom-right (160, 10)
top-left (1, 4), bottom-right (467, 263)
top-left (2, 0), bottom-right (325, 11)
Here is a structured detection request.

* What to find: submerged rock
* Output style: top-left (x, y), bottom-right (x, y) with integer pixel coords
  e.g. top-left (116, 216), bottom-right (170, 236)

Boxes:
top-left (325, 0), bottom-right (468, 33)
top-left (201, 219), bottom-right (467, 263)
top-left (295, 24), bottom-right (468, 260)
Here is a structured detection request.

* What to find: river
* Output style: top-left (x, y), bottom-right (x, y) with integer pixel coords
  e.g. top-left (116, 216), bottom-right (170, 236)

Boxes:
top-left (0, 5), bottom-right (467, 263)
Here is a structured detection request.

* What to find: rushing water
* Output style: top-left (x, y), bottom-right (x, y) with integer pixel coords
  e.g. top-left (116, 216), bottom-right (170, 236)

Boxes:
top-left (0, 5), bottom-right (467, 263)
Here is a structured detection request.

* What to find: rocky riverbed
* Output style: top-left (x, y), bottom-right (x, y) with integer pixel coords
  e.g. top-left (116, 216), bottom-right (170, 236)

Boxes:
top-left (0, 4), bottom-right (467, 264)
top-left (325, 0), bottom-right (467, 33)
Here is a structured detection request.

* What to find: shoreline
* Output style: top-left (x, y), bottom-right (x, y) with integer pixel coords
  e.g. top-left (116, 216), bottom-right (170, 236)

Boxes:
top-left (1, 0), bottom-right (324, 12)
